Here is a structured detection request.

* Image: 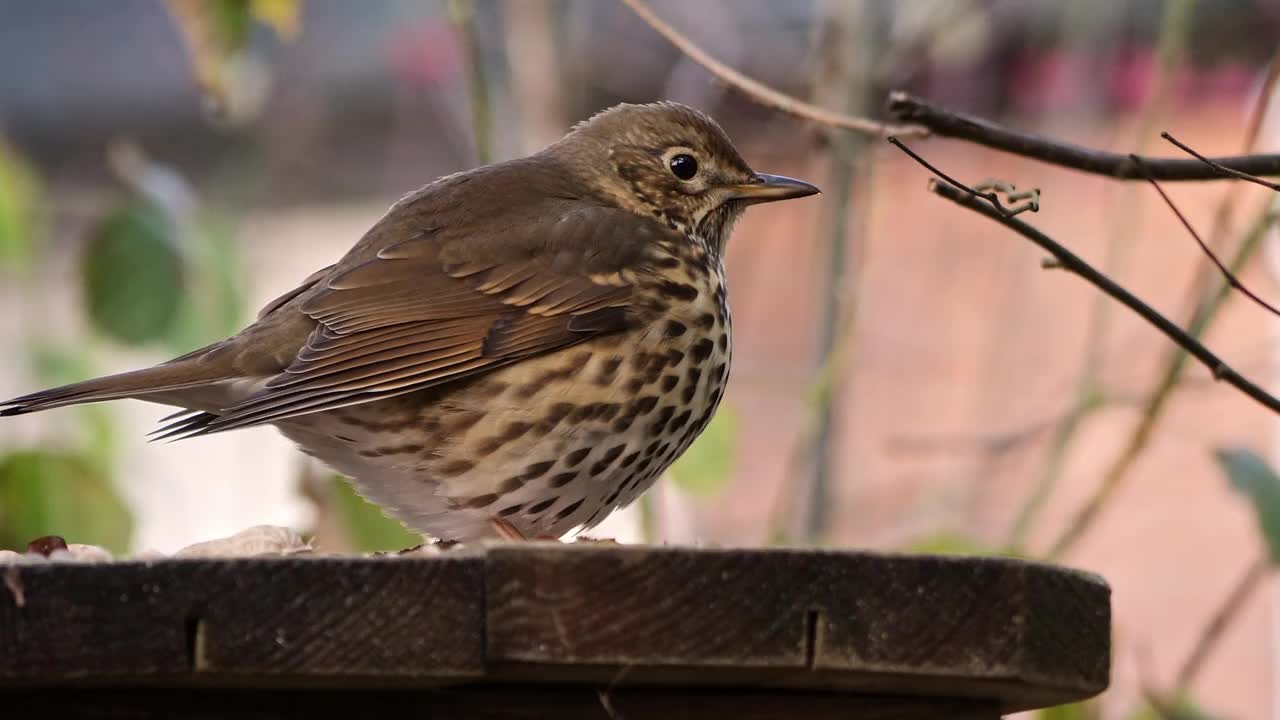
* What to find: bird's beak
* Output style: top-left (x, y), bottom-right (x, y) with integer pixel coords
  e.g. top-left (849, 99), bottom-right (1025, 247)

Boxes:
top-left (725, 173), bottom-right (821, 204)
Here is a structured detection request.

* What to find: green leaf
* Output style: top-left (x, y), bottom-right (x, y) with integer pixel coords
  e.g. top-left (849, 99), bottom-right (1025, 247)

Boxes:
top-left (0, 139), bottom-right (40, 272)
top-left (164, 210), bottom-right (245, 355)
top-left (0, 450), bottom-right (133, 553)
top-left (1039, 700), bottom-right (1094, 720)
top-left (26, 344), bottom-right (119, 471)
top-left (1126, 695), bottom-right (1217, 720)
top-left (330, 477), bottom-right (419, 552)
top-left (902, 532), bottom-right (991, 556)
top-left (1215, 447), bottom-right (1280, 564)
top-left (668, 405), bottom-right (736, 496)
top-left (82, 199), bottom-right (185, 345)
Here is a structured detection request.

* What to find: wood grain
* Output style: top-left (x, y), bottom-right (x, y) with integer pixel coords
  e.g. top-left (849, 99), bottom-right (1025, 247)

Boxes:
top-left (0, 544), bottom-right (1108, 716)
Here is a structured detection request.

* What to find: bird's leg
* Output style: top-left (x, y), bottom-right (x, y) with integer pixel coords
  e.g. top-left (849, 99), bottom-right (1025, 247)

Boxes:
top-left (490, 517), bottom-right (562, 542)
top-left (972, 179), bottom-right (1041, 216)
top-left (491, 517), bottom-right (527, 540)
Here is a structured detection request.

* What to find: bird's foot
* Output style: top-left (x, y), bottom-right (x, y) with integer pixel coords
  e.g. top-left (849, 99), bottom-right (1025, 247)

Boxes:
top-left (490, 518), bottom-right (561, 542)
top-left (571, 535), bottom-right (619, 544)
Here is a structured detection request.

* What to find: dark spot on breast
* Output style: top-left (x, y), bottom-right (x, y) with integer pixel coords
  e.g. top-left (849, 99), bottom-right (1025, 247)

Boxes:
top-left (666, 320), bottom-right (687, 337)
top-left (669, 409), bottom-right (692, 431)
top-left (625, 377), bottom-right (645, 393)
top-left (712, 362), bottom-right (727, 380)
top-left (644, 439), bottom-right (661, 457)
top-left (523, 461), bottom-right (555, 481)
top-left (644, 359), bottom-right (666, 384)
top-left (516, 352), bottom-right (591, 399)
top-left (599, 403), bottom-right (622, 421)
top-left (667, 349), bottom-right (685, 365)
top-left (570, 403), bottom-right (601, 424)
top-left (660, 280), bottom-right (699, 302)
top-left (553, 498), bottom-right (585, 522)
top-left (633, 395), bottom-right (659, 416)
top-left (653, 255), bottom-right (681, 269)
top-left (620, 450), bottom-right (640, 468)
top-left (447, 411), bottom-right (485, 435)
top-left (437, 459), bottom-right (475, 478)
top-left (718, 333), bottom-right (729, 351)
top-left (635, 456), bottom-right (654, 473)
top-left (596, 356), bottom-right (624, 385)
top-left (660, 374), bottom-right (679, 392)
top-left (372, 442), bottom-right (426, 456)
top-left (649, 406), bottom-right (676, 435)
top-left (686, 366), bottom-right (703, 384)
top-left (497, 504), bottom-right (524, 517)
top-left (696, 312), bottom-right (716, 330)
top-left (681, 384), bottom-right (697, 404)
top-left (565, 447), bottom-right (591, 467)
top-left (604, 486), bottom-right (622, 505)
top-left (463, 493), bottom-right (499, 509)
top-left (691, 338), bottom-right (715, 362)
top-left (499, 477), bottom-right (524, 493)
top-left (549, 472), bottom-right (578, 488)
top-left (589, 444), bottom-right (627, 476)
top-left (629, 352), bottom-right (651, 372)
top-left (336, 435), bottom-right (356, 443)
top-left (612, 416), bottom-right (635, 433)
top-left (527, 497), bottom-right (558, 515)
top-left (477, 421), bottom-right (534, 455)
top-left (476, 380), bottom-right (510, 398)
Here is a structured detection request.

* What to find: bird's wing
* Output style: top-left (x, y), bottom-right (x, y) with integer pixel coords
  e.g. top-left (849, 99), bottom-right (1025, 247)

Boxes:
top-left (177, 201), bottom-right (671, 435)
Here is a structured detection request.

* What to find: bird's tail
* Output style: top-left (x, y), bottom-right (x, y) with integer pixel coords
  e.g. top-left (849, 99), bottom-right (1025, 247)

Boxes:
top-left (0, 359), bottom-right (233, 417)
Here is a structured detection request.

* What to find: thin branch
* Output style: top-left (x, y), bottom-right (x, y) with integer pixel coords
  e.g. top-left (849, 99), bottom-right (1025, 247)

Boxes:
top-left (887, 92), bottom-right (1280, 180)
top-left (1132, 156), bottom-right (1280, 318)
top-left (888, 139), bottom-right (1280, 417)
top-left (1173, 555), bottom-right (1270, 694)
top-left (618, 0), bottom-right (925, 137)
top-left (1161, 132), bottom-right (1280, 190)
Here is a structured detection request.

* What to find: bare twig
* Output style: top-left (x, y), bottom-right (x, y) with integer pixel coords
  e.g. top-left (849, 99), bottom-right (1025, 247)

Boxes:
top-left (1133, 156), bottom-right (1280, 318)
top-left (1162, 132), bottom-right (1280, 191)
top-left (1173, 555), bottom-right (1271, 694)
top-left (889, 139), bottom-right (1280, 417)
top-left (619, 0), bottom-right (925, 137)
top-left (887, 92), bottom-right (1280, 181)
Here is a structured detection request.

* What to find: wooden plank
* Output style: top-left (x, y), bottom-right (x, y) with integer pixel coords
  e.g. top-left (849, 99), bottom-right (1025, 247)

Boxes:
top-left (0, 544), bottom-right (1108, 714)
top-left (0, 553), bottom-right (485, 681)
top-left (0, 687), bottom-right (1000, 720)
top-left (484, 545), bottom-right (1109, 711)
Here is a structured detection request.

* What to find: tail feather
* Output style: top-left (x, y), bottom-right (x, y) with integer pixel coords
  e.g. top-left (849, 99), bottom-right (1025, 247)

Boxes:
top-left (0, 362), bottom-right (233, 417)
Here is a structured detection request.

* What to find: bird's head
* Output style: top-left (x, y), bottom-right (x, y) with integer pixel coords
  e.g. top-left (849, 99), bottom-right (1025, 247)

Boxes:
top-left (547, 101), bottom-right (819, 253)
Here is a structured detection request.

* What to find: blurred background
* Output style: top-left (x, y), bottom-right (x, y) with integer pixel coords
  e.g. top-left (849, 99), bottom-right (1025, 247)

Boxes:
top-left (2, 0), bottom-right (1280, 717)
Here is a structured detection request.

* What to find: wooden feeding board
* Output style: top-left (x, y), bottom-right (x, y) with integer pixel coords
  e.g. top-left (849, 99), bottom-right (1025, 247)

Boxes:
top-left (0, 543), bottom-right (1110, 718)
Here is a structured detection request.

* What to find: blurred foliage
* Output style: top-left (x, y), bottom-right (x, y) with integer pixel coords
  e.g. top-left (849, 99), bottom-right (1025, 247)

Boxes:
top-left (164, 0), bottom-right (301, 113)
top-left (1216, 447), bottom-right (1280, 565)
top-left (0, 451), bottom-right (132, 554)
top-left (83, 199), bottom-right (185, 345)
top-left (668, 404), bottom-right (736, 496)
top-left (1127, 697), bottom-right (1218, 720)
top-left (329, 477), bottom-right (419, 552)
top-left (1037, 701), bottom-right (1096, 720)
top-left (165, 210), bottom-right (247, 355)
top-left (902, 532), bottom-right (994, 557)
top-left (0, 140), bottom-right (39, 272)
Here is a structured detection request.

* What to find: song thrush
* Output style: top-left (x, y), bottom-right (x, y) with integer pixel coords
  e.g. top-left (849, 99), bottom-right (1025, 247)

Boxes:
top-left (1, 102), bottom-right (818, 542)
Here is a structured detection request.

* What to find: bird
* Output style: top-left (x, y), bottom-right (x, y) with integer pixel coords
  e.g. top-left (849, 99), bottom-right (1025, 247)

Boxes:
top-left (1, 101), bottom-right (819, 543)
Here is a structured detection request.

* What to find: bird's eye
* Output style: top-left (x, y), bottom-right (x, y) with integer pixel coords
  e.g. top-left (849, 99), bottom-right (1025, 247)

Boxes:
top-left (669, 153), bottom-right (698, 181)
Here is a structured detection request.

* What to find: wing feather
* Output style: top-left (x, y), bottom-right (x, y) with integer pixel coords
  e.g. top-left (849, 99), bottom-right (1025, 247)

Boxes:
top-left (179, 188), bottom-right (673, 436)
